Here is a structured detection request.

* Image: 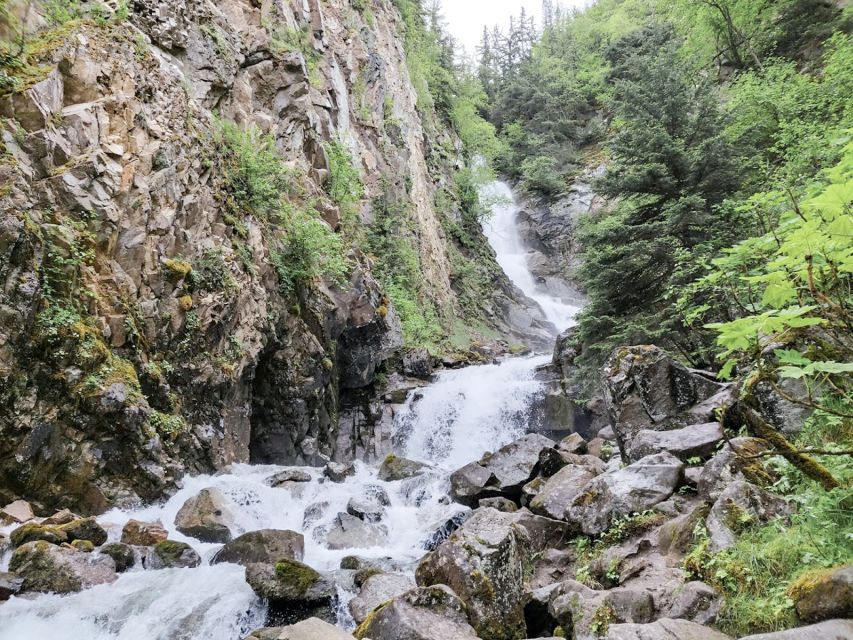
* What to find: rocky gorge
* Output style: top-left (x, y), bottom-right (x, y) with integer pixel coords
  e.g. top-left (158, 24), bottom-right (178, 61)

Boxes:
top-left (0, 1), bottom-right (851, 639)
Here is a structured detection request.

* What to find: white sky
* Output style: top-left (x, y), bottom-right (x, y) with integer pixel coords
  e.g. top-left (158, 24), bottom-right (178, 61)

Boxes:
top-left (440, 0), bottom-right (593, 55)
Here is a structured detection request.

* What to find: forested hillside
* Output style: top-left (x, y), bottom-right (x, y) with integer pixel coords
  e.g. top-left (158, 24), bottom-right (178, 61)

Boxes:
top-left (474, 1), bottom-right (853, 634)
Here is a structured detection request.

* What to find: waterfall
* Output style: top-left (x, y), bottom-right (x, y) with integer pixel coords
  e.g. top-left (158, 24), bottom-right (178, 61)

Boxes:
top-left (482, 180), bottom-right (582, 331)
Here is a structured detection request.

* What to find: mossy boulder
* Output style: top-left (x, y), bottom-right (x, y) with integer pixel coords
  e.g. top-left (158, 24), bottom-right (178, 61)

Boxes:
top-left (378, 454), bottom-right (430, 482)
top-left (212, 529), bottom-right (305, 567)
top-left (9, 516), bottom-right (107, 548)
top-left (244, 558), bottom-right (334, 606)
top-left (788, 565), bottom-right (853, 623)
top-left (9, 540), bottom-right (117, 594)
top-left (148, 540), bottom-right (201, 569)
top-left (100, 542), bottom-right (136, 572)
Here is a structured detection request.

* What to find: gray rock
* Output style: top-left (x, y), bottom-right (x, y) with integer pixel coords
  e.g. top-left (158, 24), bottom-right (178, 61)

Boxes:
top-left (706, 481), bottom-right (790, 552)
top-left (629, 423), bottom-right (723, 462)
top-left (789, 565), bottom-right (853, 623)
top-left (246, 617), bottom-right (355, 639)
top-left (303, 501), bottom-right (329, 529)
top-left (402, 348), bottom-right (433, 378)
top-left (354, 585), bottom-right (479, 640)
top-left (266, 469), bottom-right (312, 487)
top-left (244, 559), bottom-right (334, 606)
top-left (529, 463), bottom-right (597, 521)
top-left (416, 508), bottom-right (531, 639)
top-left (450, 462), bottom-right (497, 505)
top-left (558, 432), bottom-right (588, 454)
top-left (378, 455), bottom-right (430, 481)
top-left (697, 438), bottom-right (773, 500)
top-left (605, 618), bottom-right (733, 639)
top-left (0, 571), bottom-right (24, 601)
top-left (1, 500), bottom-right (34, 525)
top-left (738, 619), bottom-right (853, 640)
top-left (147, 540), bottom-right (202, 569)
top-left (665, 581), bottom-right (723, 625)
top-left (174, 487), bottom-right (235, 543)
top-left (549, 580), bottom-right (656, 640)
top-left (323, 513), bottom-right (388, 550)
top-left (10, 517), bottom-right (108, 548)
top-left (100, 543), bottom-right (136, 573)
top-left (566, 453), bottom-right (685, 535)
top-left (324, 462), bottom-right (355, 483)
top-left (348, 572), bottom-right (416, 624)
top-left (213, 529), bottom-right (305, 566)
top-left (478, 496), bottom-right (518, 512)
top-left (346, 496), bottom-right (385, 522)
top-left (121, 519), bottom-right (169, 546)
top-left (9, 541), bottom-right (118, 594)
top-left (479, 433), bottom-right (557, 496)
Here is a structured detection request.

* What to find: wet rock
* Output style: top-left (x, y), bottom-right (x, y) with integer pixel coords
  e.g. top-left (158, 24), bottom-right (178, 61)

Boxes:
top-left (416, 507), bottom-right (532, 639)
top-left (378, 454), bottom-right (430, 481)
top-left (449, 462), bottom-right (497, 505)
top-left (788, 565), bottom-right (853, 623)
top-left (340, 555), bottom-right (401, 572)
top-left (605, 617), bottom-right (733, 639)
top-left (245, 559), bottom-right (334, 608)
top-left (422, 511), bottom-right (471, 552)
top-left (323, 513), bottom-right (388, 550)
top-left (347, 496), bottom-right (385, 522)
top-left (629, 423), bottom-right (723, 462)
top-left (100, 542), bottom-right (136, 572)
top-left (174, 487), bottom-right (235, 543)
top-left (121, 519), bottom-right (169, 546)
top-left (402, 348), bottom-right (434, 379)
top-left (697, 438), bottom-right (773, 500)
top-left (267, 470), bottom-right (313, 487)
top-left (10, 517), bottom-right (108, 547)
top-left (706, 481), bottom-right (790, 552)
top-left (737, 619), bottom-right (853, 639)
top-left (42, 509), bottom-right (78, 525)
top-left (325, 462), bottom-right (355, 483)
top-left (566, 453), bottom-right (685, 536)
top-left (214, 530), bottom-right (305, 566)
top-left (246, 617), bottom-right (356, 639)
top-left (479, 434), bottom-right (557, 498)
top-left (1, 500), bottom-right (34, 524)
top-left (529, 464), bottom-right (597, 521)
top-left (148, 540), bottom-right (202, 569)
top-left (349, 572), bottom-right (416, 624)
top-left (9, 541), bottom-right (117, 594)
top-left (354, 584), bottom-right (479, 640)
top-left (665, 581), bottom-right (723, 625)
top-left (303, 502), bottom-right (329, 529)
top-left (478, 497), bottom-right (518, 512)
top-left (0, 571), bottom-right (24, 601)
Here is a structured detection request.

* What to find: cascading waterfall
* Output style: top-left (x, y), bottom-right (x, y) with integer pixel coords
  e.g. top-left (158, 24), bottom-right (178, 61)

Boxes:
top-left (0, 181), bottom-right (567, 640)
top-left (482, 180), bottom-right (582, 331)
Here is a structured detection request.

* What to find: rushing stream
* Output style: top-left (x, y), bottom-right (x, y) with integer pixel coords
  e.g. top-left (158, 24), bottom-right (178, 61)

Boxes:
top-left (0, 179), bottom-right (568, 640)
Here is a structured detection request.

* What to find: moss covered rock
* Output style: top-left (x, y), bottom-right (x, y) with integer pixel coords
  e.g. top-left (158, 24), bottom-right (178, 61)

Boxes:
top-left (789, 565), bottom-right (853, 623)
top-left (8, 540), bottom-right (117, 594)
top-left (378, 454), bottom-right (430, 482)
top-left (10, 516), bottom-right (107, 548)
top-left (212, 529), bottom-right (304, 567)
top-left (148, 540), bottom-right (201, 569)
top-left (244, 558), bottom-right (334, 606)
top-left (100, 542), bottom-right (136, 573)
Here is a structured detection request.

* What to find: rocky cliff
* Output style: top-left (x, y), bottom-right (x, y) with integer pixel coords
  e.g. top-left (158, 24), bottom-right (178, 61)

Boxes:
top-left (0, 0), bottom-right (535, 513)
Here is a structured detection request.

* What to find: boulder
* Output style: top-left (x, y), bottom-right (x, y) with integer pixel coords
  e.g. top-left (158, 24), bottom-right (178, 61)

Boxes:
top-left (174, 487), bottom-right (235, 543)
top-left (349, 572), bottom-right (416, 624)
top-left (1, 500), bottom-right (34, 524)
top-left (479, 434), bottom-right (557, 498)
top-left (245, 558), bottom-right (334, 607)
top-left (558, 433), bottom-right (588, 454)
top-left (10, 517), bottom-right (108, 547)
top-left (605, 618), bottom-right (733, 640)
top-left (9, 541), bottom-right (117, 594)
top-left (347, 497), bottom-right (385, 522)
top-left (450, 462), bottom-right (497, 505)
top-left (478, 497), bottom-right (518, 512)
top-left (706, 481), bottom-right (790, 552)
top-left (354, 585), bottom-right (479, 640)
top-left (42, 509), bottom-right (79, 525)
top-left (738, 619), bottom-right (853, 640)
top-left (246, 617), bottom-right (355, 639)
top-left (402, 348), bottom-right (434, 379)
top-left (549, 581), bottom-right (656, 640)
top-left (629, 423), bottom-right (723, 462)
top-left (323, 513), bottom-right (388, 550)
top-left (697, 438), bottom-right (773, 500)
top-left (664, 581), bottom-right (723, 625)
top-left (529, 464), bottom-right (597, 521)
top-left (0, 571), bottom-right (24, 601)
top-left (147, 540), bottom-right (202, 569)
top-left (378, 454), bottom-right (430, 481)
top-left (416, 508), bottom-right (532, 639)
top-left (566, 453), bottom-right (685, 536)
top-left (788, 565), bottom-right (852, 623)
top-left (100, 542), bottom-right (136, 572)
top-left (508, 509), bottom-right (571, 553)
top-left (325, 462), bottom-right (356, 483)
top-left (213, 529), bottom-right (305, 566)
top-left (602, 346), bottom-right (723, 461)
top-left (267, 469), bottom-right (313, 487)
top-left (121, 519), bottom-right (169, 546)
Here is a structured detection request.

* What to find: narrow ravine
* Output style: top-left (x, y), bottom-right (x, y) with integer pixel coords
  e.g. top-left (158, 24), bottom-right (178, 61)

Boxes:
top-left (0, 180), bottom-right (567, 640)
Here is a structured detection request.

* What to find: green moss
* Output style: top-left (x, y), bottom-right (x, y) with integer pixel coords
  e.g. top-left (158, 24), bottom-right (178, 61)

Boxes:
top-left (147, 411), bottom-right (188, 441)
top-left (71, 539), bottom-right (94, 552)
top-left (353, 600), bottom-right (391, 639)
top-left (589, 602), bottom-right (616, 638)
top-left (163, 259), bottom-right (193, 281)
top-left (274, 558), bottom-right (320, 596)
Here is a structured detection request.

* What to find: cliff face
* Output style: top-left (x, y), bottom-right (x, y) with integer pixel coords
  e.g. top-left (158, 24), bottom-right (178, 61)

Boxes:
top-left (0, 0), bottom-right (531, 513)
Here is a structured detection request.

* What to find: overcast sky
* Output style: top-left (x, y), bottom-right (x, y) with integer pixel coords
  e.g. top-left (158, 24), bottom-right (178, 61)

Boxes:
top-left (440, 0), bottom-right (593, 55)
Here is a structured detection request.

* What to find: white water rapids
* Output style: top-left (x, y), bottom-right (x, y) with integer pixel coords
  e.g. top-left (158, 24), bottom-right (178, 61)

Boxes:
top-left (482, 180), bottom-right (582, 331)
top-left (0, 179), bottom-right (566, 640)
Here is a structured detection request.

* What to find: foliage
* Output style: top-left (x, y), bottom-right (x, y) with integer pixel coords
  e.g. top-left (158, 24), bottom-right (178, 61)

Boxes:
top-left (189, 249), bottom-right (235, 293)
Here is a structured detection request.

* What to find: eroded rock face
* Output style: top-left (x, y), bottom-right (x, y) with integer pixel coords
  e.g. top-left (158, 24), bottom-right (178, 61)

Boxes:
top-left (354, 585), bottom-right (479, 640)
top-left (565, 453), bottom-right (684, 536)
top-left (9, 540), bottom-right (117, 594)
top-left (416, 508), bottom-right (532, 640)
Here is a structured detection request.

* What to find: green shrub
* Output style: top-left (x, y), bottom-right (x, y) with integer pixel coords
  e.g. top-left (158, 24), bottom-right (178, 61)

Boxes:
top-left (189, 249), bottom-right (234, 292)
top-left (521, 155), bottom-right (564, 195)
